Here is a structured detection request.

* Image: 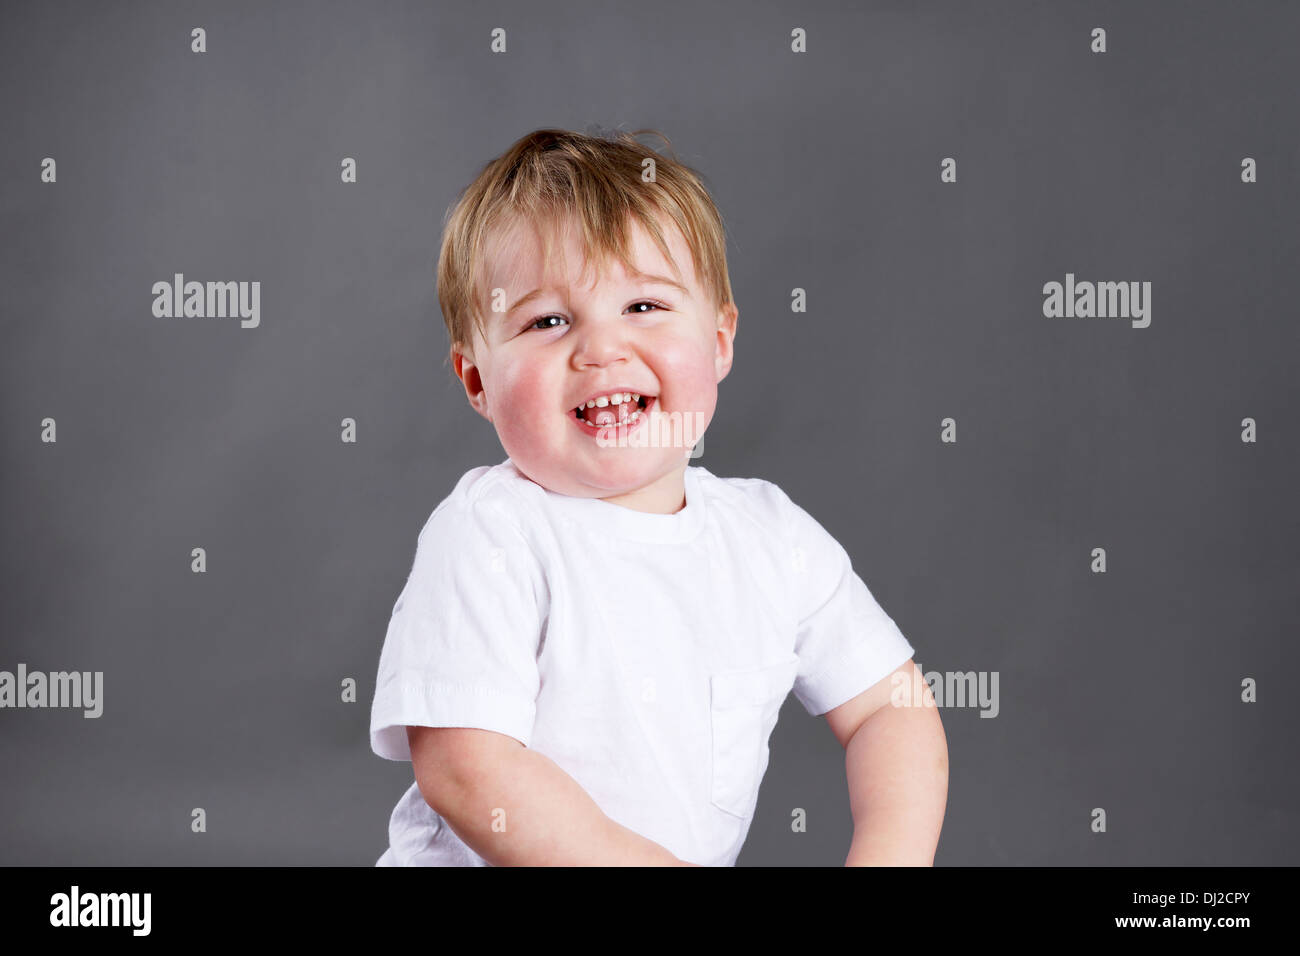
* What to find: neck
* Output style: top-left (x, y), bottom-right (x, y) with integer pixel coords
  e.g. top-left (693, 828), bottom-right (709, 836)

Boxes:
top-left (597, 465), bottom-right (688, 514)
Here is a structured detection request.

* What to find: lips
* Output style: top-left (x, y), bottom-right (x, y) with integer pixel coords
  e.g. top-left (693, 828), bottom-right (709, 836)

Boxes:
top-left (574, 394), bottom-right (650, 426)
top-left (571, 395), bottom-right (658, 436)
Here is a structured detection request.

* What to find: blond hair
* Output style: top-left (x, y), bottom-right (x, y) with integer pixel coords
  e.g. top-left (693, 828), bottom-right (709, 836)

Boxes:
top-left (436, 127), bottom-right (734, 360)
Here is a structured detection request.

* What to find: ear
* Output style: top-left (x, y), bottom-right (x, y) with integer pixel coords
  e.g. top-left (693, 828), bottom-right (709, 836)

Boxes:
top-left (714, 302), bottom-right (739, 384)
top-left (450, 343), bottom-right (493, 423)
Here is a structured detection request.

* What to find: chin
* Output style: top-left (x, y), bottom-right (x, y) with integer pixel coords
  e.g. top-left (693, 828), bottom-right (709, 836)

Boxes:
top-left (560, 459), bottom-right (655, 496)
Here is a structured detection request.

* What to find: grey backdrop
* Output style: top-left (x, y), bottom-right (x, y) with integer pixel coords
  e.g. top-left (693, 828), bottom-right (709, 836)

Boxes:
top-left (2, 0), bottom-right (1296, 865)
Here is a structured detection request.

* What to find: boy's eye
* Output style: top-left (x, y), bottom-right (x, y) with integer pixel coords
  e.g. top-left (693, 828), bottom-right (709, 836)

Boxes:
top-left (525, 300), bottom-right (666, 332)
top-left (626, 299), bottom-right (666, 314)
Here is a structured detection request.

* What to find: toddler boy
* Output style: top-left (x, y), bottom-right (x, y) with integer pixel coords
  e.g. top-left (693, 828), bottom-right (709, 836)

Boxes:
top-left (369, 128), bottom-right (947, 866)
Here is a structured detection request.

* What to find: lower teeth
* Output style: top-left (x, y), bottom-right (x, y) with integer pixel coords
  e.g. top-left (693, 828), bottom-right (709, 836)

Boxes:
top-left (576, 399), bottom-right (651, 428)
top-left (582, 410), bottom-right (642, 429)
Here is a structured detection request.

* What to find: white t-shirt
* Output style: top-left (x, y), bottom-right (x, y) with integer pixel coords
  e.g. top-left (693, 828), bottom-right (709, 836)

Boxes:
top-left (369, 458), bottom-right (914, 866)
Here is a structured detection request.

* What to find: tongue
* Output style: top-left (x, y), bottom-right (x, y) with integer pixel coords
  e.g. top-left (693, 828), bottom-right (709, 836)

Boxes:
top-left (583, 401), bottom-right (628, 426)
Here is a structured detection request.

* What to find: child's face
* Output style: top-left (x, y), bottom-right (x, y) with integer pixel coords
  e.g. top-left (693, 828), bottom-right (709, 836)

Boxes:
top-left (452, 214), bottom-right (737, 510)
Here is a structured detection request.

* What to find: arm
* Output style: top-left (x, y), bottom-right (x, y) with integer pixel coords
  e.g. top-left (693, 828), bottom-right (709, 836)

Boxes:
top-left (408, 726), bottom-right (698, 866)
top-left (823, 659), bottom-right (948, 866)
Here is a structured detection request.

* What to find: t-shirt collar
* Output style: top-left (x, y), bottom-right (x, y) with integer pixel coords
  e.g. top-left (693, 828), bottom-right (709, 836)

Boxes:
top-left (506, 458), bottom-right (707, 543)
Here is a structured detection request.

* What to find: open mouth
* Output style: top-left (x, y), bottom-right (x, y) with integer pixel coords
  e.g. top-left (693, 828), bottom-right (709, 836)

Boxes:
top-left (573, 393), bottom-right (653, 429)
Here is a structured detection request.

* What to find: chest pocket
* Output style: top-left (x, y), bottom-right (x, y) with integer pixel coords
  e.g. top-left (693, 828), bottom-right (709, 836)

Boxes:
top-left (708, 654), bottom-right (800, 818)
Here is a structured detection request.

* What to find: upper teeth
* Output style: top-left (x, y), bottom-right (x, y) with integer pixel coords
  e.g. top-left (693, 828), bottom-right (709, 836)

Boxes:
top-left (580, 392), bottom-right (640, 410)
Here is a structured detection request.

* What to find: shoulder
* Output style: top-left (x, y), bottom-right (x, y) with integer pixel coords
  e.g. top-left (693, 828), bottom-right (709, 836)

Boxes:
top-left (418, 458), bottom-right (543, 541)
top-left (409, 461), bottom-right (549, 600)
top-left (692, 467), bottom-right (801, 536)
top-left (697, 470), bottom-right (794, 509)
top-left (697, 469), bottom-right (846, 554)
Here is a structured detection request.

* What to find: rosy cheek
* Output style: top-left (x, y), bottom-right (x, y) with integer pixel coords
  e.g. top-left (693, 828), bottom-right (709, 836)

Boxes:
top-left (492, 370), bottom-right (554, 441)
top-left (660, 350), bottom-right (716, 406)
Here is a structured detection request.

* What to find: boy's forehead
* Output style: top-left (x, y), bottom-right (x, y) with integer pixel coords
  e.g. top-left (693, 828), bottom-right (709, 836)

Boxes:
top-left (483, 214), bottom-right (693, 296)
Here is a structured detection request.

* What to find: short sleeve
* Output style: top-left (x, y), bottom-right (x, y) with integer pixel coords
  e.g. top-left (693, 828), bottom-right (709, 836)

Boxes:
top-left (369, 498), bottom-right (547, 761)
top-left (777, 490), bottom-right (915, 716)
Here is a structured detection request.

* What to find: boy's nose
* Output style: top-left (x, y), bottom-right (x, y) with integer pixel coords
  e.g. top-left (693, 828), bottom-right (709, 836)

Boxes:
top-left (573, 318), bottom-right (635, 365)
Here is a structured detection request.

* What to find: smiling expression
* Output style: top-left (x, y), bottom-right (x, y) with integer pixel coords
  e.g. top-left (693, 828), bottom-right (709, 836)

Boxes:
top-left (451, 212), bottom-right (738, 513)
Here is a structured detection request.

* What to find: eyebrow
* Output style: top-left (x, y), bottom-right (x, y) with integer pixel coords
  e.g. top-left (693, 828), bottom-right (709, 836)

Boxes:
top-left (504, 273), bottom-right (689, 317)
